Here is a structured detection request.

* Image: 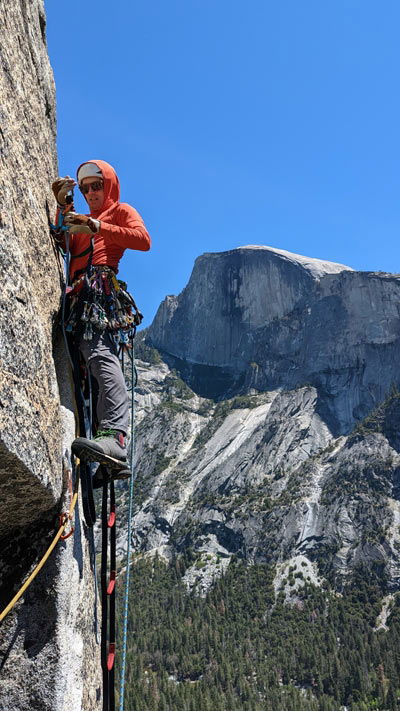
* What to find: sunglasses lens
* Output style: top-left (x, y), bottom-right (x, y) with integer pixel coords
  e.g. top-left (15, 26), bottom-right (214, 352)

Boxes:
top-left (80, 181), bottom-right (103, 194)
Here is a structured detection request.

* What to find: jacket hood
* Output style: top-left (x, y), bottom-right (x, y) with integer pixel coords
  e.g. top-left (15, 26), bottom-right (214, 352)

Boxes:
top-left (76, 159), bottom-right (120, 219)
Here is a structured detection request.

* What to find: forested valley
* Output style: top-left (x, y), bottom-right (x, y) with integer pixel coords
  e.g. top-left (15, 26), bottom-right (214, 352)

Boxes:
top-left (117, 556), bottom-right (400, 711)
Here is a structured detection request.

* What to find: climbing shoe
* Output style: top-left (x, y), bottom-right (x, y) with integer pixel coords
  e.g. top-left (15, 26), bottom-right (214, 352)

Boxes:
top-left (92, 464), bottom-right (132, 489)
top-left (71, 429), bottom-right (127, 470)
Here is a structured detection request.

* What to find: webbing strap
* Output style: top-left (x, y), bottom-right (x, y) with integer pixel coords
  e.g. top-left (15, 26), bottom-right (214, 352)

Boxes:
top-left (70, 244), bottom-right (93, 260)
top-left (109, 480), bottom-right (116, 711)
top-left (101, 482), bottom-right (110, 711)
top-left (100, 477), bottom-right (117, 711)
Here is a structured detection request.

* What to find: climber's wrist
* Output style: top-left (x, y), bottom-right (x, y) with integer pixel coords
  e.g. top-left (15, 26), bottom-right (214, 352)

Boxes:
top-left (88, 218), bottom-right (100, 233)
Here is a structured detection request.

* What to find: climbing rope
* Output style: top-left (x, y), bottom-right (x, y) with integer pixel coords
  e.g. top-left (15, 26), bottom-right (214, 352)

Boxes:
top-left (118, 345), bottom-right (138, 711)
top-left (0, 467), bottom-right (80, 623)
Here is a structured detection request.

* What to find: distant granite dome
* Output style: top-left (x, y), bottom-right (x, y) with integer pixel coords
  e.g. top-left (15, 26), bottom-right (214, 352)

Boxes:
top-left (236, 245), bottom-right (353, 279)
top-left (147, 245), bottom-right (400, 433)
top-left (148, 245), bottom-right (353, 367)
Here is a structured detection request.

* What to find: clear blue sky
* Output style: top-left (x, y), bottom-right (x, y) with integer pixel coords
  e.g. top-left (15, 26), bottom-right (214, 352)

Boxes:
top-left (45, 0), bottom-right (400, 326)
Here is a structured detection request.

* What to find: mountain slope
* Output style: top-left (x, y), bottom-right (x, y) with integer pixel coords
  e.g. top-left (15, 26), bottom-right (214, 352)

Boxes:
top-left (127, 348), bottom-right (400, 598)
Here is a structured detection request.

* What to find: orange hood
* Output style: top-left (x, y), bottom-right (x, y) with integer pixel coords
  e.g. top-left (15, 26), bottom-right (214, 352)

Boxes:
top-left (76, 159), bottom-right (120, 220)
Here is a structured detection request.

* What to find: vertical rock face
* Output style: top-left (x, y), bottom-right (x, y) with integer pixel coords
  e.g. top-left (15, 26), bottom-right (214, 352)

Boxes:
top-left (0, 0), bottom-right (60, 531)
top-left (0, 2), bottom-right (101, 708)
top-left (148, 246), bottom-right (400, 433)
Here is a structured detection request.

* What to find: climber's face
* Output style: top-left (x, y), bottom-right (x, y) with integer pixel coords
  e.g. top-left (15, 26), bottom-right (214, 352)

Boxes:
top-left (80, 176), bottom-right (104, 212)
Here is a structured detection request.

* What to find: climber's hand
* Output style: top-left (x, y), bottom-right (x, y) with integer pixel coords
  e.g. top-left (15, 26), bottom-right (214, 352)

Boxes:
top-left (63, 212), bottom-right (100, 234)
top-left (52, 176), bottom-right (76, 206)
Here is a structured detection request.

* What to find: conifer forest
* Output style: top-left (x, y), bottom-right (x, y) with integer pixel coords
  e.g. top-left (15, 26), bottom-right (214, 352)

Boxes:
top-left (116, 557), bottom-right (400, 710)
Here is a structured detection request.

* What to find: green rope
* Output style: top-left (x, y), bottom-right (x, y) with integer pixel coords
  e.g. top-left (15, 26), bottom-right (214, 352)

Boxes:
top-left (119, 345), bottom-right (137, 710)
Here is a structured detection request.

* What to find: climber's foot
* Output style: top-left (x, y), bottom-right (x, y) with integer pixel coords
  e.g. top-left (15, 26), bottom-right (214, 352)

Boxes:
top-left (71, 430), bottom-right (127, 470)
top-left (92, 464), bottom-right (132, 489)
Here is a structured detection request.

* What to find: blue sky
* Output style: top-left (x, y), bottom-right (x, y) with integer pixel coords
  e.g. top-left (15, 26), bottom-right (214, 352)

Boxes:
top-left (46, 1), bottom-right (400, 326)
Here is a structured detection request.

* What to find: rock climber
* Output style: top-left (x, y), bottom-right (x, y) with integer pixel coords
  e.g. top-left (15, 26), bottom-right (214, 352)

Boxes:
top-left (52, 160), bottom-right (150, 472)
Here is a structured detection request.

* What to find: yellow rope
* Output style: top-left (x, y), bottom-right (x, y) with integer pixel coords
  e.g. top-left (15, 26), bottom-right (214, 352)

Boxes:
top-left (0, 239), bottom-right (87, 623)
top-left (0, 467), bottom-right (80, 624)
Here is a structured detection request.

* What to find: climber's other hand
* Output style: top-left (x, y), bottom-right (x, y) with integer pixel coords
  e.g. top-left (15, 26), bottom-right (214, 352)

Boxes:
top-left (52, 176), bottom-right (76, 206)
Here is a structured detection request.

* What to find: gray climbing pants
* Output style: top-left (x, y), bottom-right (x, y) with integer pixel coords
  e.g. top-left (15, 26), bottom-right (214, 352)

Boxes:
top-left (78, 330), bottom-right (130, 435)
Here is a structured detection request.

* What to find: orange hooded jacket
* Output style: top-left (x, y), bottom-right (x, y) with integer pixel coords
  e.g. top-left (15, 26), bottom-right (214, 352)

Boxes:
top-left (64, 159), bottom-right (150, 281)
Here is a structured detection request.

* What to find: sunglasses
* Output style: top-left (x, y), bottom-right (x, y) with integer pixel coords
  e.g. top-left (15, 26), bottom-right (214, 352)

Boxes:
top-left (80, 180), bottom-right (103, 195)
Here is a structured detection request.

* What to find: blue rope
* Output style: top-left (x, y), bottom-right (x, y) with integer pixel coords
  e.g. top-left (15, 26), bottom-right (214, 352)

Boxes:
top-left (49, 208), bottom-right (70, 236)
top-left (119, 346), bottom-right (137, 710)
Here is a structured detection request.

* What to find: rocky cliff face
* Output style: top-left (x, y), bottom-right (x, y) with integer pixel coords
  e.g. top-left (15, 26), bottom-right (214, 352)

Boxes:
top-left (129, 248), bottom-right (400, 606)
top-left (128, 356), bottom-right (400, 600)
top-left (148, 246), bottom-right (400, 435)
top-left (0, 2), bottom-right (101, 709)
